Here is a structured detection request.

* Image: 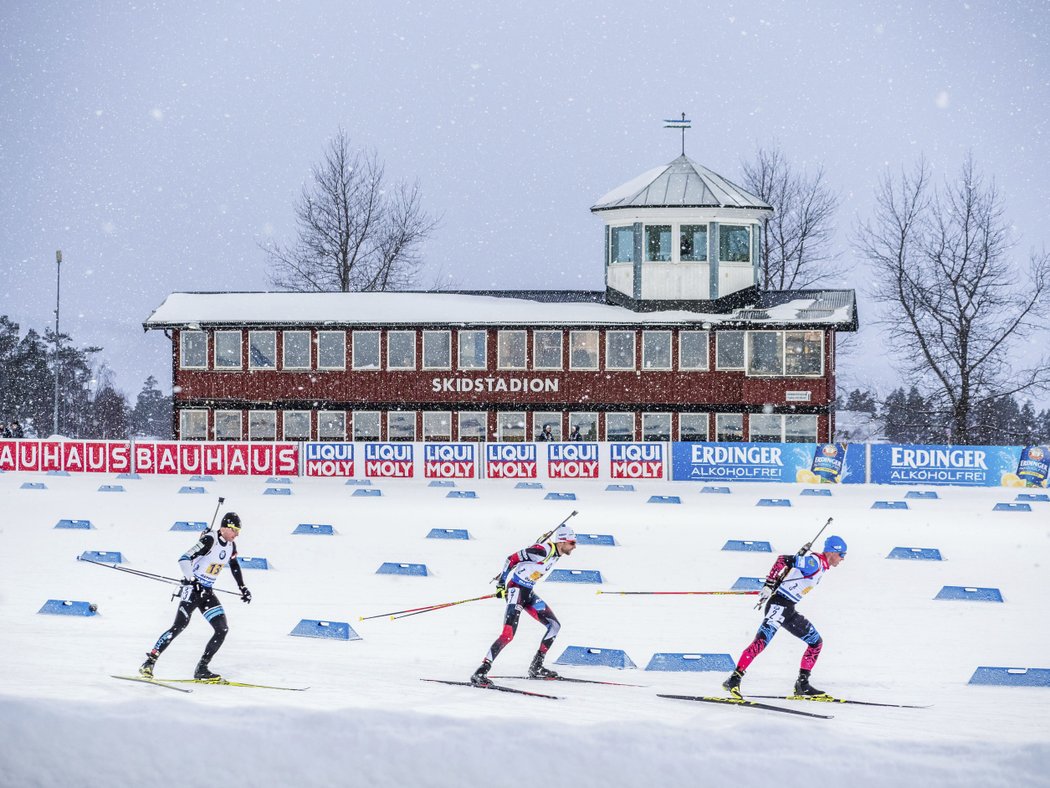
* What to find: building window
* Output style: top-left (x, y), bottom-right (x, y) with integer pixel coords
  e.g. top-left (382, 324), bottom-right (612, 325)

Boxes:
top-left (569, 412), bottom-right (597, 441)
top-left (422, 331), bottom-right (451, 370)
top-left (719, 225), bottom-right (751, 262)
top-left (497, 412), bottom-right (526, 442)
top-left (747, 331), bottom-right (785, 376)
top-left (180, 409), bottom-right (208, 440)
top-left (318, 411), bottom-right (345, 441)
top-left (458, 412), bottom-right (487, 441)
top-left (534, 412), bottom-right (561, 441)
top-left (679, 331), bottom-right (709, 370)
top-left (215, 410), bottom-right (242, 441)
top-left (679, 413), bottom-right (709, 441)
top-left (645, 225), bottom-right (672, 262)
top-left (214, 331), bottom-right (242, 369)
top-left (180, 331), bottom-right (207, 369)
top-left (283, 411), bottom-right (311, 440)
top-left (497, 331), bottom-right (527, 370)
top-left (642, 412), bottom-right (671, 441)
top-left (786, 414), bottom-right (818, 443)
top-left (606, 412), bottom-right (635, 441)
top-left (606, 331), bottom-right (635, 370)
top-left (785, 331), bottom-right (823, 376)
top-left (610, 226), bottom-right (635, 263)
top-left (353, 411), bottom-right (381, 441)
top-left (533, 331), bottom-right (562, 370)
top-left (680, 225), bottom-right (708, 261)
top-left (318, 331), bottom-right (346, 370)
top-left (716, 413), bottom-right (743, 441)
top-left (569, 331), bottom-right (598, 370)
top-left (388, 411), bottom-right (416, 441)
top-left (716, 331), bottom-right (745, 370)
top-left (387, 331), bottom-right (416, 370)
top-left (458, 330), bottom-right (487, 370)
top-left (353, 331), bottom-right (380, 370)
top-left (249, 411), bottom-right (276, 441)
top-left (423, 411), bottom-right (452, 441)
top-left (749, 413), bottom-right (783, 442)
top-left (642, 331), bottom-right (672, 370)
top-left (283, 331), bottom-right (311, 370)
top-left (248, 331), bottom-right (276, 369)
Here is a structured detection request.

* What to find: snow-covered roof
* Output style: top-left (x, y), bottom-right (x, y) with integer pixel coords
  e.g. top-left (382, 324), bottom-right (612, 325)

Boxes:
top-left (143, 290), bottom-right (857, 330)
top-left (591, 155), bottom-right (772, 212)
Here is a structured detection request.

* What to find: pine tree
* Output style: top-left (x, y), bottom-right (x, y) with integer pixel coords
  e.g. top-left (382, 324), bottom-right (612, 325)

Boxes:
top-left (130, 375), bottom-right (172, 438)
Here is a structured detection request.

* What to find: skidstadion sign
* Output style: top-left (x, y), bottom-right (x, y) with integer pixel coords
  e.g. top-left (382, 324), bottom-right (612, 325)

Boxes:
top-left (431, 375), bottom-right (559, 393)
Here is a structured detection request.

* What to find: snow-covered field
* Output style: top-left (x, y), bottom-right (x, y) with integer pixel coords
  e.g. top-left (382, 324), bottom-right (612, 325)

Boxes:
top-left (2, 471), bottom-right (1048, 787)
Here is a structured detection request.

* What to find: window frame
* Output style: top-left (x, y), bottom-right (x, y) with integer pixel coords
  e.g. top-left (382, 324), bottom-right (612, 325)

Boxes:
top-left (715, 331), bottom-right (745, 371)
top-left (248, 330), bottom-right (276, 370)
top-left (387, 410), bottom-right (417, 441)
top-left (249, 410), bottom-right (277, 441)
top-left (715, 413), bottom-right (744, 442)
top-left (784, 331), bottom-right (824, 377)
top-left (422, 411), bottom-right (452, 441)
top-left (318, 411), bottom-right (346, 441)
top-left (179, 331), bottom-right (207, 369)
top-left (568, 412), bottom-right (598, 441)
top-left (213, 331), bottom-right (243, 370)
top-left (678, 413), bottom-right (709, 441)
top-left (496, 412), bottom-right (526, 442)
top-left (179, 409), bottom-right (208, 440)
top-left (679, 330), bottom-right (710, 371)
top-left (642, 412), bottom-right (671, 441)
top-left (645, 224), bottom-right (673, 262)
top-left (282, 410), bottom-right (311, 441)
top-left (605, 412), bottom-right (635, 442)
top-left (533, 330), bottom-right (563, 371)
top-left (214, 409), bottom-right (243, 441)
top-left (317, 331), bottom-right (346, 370)
top-left (282, 330), bottom-right (312, 371)
top-left (746, 331), bottom-right (786, 376)
top-left (458, 412), bottom-right (487, 442)
top-left (748, 413), bottom-right (784, 442)
top-left (497, 330), bottom-right (527, 370)
top-left (352, 331), bottom-right (381, 371)
top-left (533, 412), bottom-right (562, 441)
top-left (352, 410), bottom-right (381, 442)
top-left (641, 330), bottom-right (672, 371)
top-left (387, 330), bottom-right (416, 371)
top-left (679, 224), bottom-right (709, 262)
top-left (609, 225), bottom-right (635, 264)
top-left (605, 330), bottom-right (636, 371)
top-left (458, 330), bottom-right (488, 370)
top-left (569, 330), bottom-right (599, 371)
top-left (422, 330), bottom-right (452, 371)
top-left (719, 224), bottom-right (752, 263)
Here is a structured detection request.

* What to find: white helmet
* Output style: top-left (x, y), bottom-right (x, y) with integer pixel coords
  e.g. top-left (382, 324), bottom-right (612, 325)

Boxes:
top-left (552, 525), bottom-right (577, 543)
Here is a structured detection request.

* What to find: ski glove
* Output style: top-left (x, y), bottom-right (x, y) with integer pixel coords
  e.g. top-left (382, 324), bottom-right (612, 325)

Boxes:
top-left (755, 581), bottom-right (774, 610)
top-left (495, 583), bottom-right (506, 600)
top-left (239, 586), bottom-right (252, 604)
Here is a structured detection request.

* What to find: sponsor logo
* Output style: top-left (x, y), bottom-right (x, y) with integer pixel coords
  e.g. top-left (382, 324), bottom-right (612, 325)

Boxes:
top-left (365, 443), bottom-right (414, 477)
top-left (424, 444), bottom-right (476, 479)
top-left (486, 443), bottom-right (537, 478)
top-left (610, 442), bottom-right (663, 479)
top-left (305, 443), bottom-right (355, 477)
top-left (547, 443), bottom-right (599, 478)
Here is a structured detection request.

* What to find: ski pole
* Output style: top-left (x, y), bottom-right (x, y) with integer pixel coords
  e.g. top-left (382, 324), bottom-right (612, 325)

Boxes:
top-left (596, 590), bottom-right (759, 596)
top-left (359, 593), bottom-right (498, 621)
top-left (381, 593), bottom-right (498, 621)
top-left (758, 516), bottom-right (834, 609)
top-left (489, 510), bottom-right (579, 584)
top-left (76, 555), bottom-right (239, 596)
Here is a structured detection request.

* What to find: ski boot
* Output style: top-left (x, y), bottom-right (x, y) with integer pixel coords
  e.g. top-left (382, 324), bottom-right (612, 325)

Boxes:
top-left (527, 652), bottom-right (559, 680)
top-left (793, 669), bottom-right (828, 697)
top-left (194, 660), bottom-right (222, 683)
top-left (470, 660), bottom-right (493, 688)
top-left (139, 650), bottom-right (159, 679)
top-left (722, 669), bottom-right (744, 699)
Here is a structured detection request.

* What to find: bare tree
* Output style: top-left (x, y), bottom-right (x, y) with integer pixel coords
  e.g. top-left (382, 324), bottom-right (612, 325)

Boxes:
top-left (742, 146), bottom-right (840, 290)
top-left (265, 129), bottom-right (439, 292)
top-left (856, 156), bottom-right (1050, 443)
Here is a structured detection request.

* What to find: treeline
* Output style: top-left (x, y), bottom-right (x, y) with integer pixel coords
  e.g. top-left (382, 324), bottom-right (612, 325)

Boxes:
top-left (840, 387), bottom-right (1050, 445)
top-left (0, 316), bottom-right (171, 439)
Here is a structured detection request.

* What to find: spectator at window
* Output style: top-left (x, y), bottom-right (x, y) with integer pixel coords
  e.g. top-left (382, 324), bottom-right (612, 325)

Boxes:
top-left (536, 424), bottom-right (554, 442)
top-left (9, 420), bottom-right (23, 439)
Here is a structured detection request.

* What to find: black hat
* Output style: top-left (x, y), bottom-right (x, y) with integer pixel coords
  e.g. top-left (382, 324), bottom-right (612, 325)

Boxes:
top-left (220, 512), bottom-right (241, 532)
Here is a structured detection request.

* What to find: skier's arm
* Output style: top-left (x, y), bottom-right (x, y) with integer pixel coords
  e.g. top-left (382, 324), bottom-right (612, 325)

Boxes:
top-left (178, 535), bottom-right (214, 580)
top-left (228, 556), bottom-right (246, 588)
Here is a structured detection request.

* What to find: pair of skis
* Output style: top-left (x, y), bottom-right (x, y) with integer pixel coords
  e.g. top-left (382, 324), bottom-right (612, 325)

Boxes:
top-left (111, 675), bottom-right (308, 693)
top-left (422, 674), bottom-right (642, 699)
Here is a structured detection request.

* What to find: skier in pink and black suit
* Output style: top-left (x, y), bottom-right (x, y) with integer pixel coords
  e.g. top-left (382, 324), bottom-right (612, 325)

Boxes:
top-left (469, 525), bottom-right (578, 686)
top-left (722, 535), bottom-right (847, 699)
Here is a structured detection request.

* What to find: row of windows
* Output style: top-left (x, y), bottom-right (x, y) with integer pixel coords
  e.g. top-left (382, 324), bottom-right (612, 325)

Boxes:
top-left (609, 223), bottom-right (752, 265)
top-left (179, 409), bottom-right (819, 444)
top-left (179, 329), bottom-right (825, 377)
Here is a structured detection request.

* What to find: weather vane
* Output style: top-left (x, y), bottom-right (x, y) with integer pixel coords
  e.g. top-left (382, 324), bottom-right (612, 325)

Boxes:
top-left (663, 112), bottom-right (691, 156)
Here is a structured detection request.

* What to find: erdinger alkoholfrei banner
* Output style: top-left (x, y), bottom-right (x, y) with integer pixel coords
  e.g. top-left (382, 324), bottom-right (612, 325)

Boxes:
top-left (870, 444), bottom-right (1050, 487)
top-left (133, 441), bottom-right (299, 475)
top-left (670, 442), bottom-right (866, 483)
top-left (0, 439), bottom-right (131, 473)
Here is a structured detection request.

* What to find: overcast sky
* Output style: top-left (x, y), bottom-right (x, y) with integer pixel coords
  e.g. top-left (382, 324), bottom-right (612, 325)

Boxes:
top-left (2, 1), bottom-right (1047, 399)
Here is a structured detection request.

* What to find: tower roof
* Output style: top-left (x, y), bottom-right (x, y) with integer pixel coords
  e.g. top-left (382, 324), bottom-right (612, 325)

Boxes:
top-left (591, 154), bottom-right (771, 212)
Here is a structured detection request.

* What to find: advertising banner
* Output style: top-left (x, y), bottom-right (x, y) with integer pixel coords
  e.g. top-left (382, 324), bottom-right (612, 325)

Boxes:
top-left (670, 442), bottom-right (866, 484)
top-left (485, 443), bottom-right (537, 479)
top-left (546, 443), bottom-right (600, 479)
top-left (423, 443), bottom-right (477, 479)
top-left (364, 443), bottom-right (415, 478)
top-left (870, 444), bottom-right (1050, 487)
top-left (609, 442), bottom-right (665, 479)
top-left (132, 441), bottom-right (299, 476)
top-left (303, 442), bottom-right (355, 477)
top-left (0, 440), bottom-right (131, 473)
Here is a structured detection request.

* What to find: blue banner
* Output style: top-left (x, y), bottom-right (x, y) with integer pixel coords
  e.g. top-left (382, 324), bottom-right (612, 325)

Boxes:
top-left (869, 444), bottom-right (1049, 487)
top-left (670, 442), bottom-right (866, 483)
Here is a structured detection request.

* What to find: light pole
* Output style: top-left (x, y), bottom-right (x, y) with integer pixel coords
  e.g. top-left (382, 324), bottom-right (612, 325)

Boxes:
top-left (54, 249), bottom-right (61, 436)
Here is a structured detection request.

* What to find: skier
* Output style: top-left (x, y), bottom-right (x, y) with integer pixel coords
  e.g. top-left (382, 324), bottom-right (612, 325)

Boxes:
top-left (722, 535), bottom-right (847, 699)
top-left (139, 512), bottom-right (252, 681)
top-left (470, 524), bottom-right (578, 686)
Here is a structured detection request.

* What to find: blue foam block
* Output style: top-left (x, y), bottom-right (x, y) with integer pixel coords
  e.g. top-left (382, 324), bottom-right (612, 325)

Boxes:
top-left (935, 585), bottom-right (1003, 602)
top-left (872, 500), bottom-right (908, 510)
top-left (575, 534), bottom-right (615, 546)
top-left (79, 551), bottom-right (122, 563)
top-left (548, 569), bottom-right (603, 584)
top-left (968, 667), bottom-right (1050, 687)
top-left (723, 540), bottom-right (772, 552)
top-left (555, 646), bottom-right (637, 670)
top-left (55, 519), bottom-right (92, 530)
top-left (98, 485), bottom-right (124, 493)
top-left (545, 492), bottom-right (577, 501)
top-left (47, 470), bottom-right (70, 477)
top-left (800, 488), bottom-right (832, 497)
top-left (267, 477), bottom-right (291, 484)
top-left (1016, 493), bottom-right (1049, 502)
top-left (701, 486), bottom-right (730, 494)
top-left (352, 488), bottom-right (382, 497)
top-left (994, 503), bottom-right (1031, 512)
top-left (446, 490), bottom-right (478, 499)
top-left (515, 482), bottom-right (543, 489)
top-left (888, 547), bottom-right (943, 561)
top-left (237, 556), bottom-right (269, 570)
top-left (170, 520), bottom-right (207, 531)
top-left (21, 482), bottom-right (46, 490)
top-left (905, 490), bottom-right (939, 500)
top-left (731, 576), bottom-right (764, 591)
top-left (605, 484), bottom-right (635, 492)
top-left (39, 599), bottom-right (97, 617)
top-left (645, 653), bottom-right (735, 672)
top-left (116, 473), bottom-right (140, 480)
top-left (428, 480), bottom-right (455, 488)
top-left (345, 479), bottom-right (372, 486)
top-left (427, 528), bottom-right (470, 540)
top-left (377, 562), bottom-right (428, 576)
top-left (264, 487), bottom-right (291, 496)
top-left (757, 498), bottom-right (791, 507)
top-left (289, 619), bottom-right (360, 641)
top-left (189, 475), bottom-right (214, 482)
top-left (648, 495), bottom-right (681, 504)
top-left (178, 486), bottom-right (206, 494)
top-left (293, 523), bottom-right (334, 535)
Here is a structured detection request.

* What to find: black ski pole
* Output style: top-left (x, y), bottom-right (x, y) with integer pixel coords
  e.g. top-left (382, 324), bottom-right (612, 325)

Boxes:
top-left (75, 555), bottom-right (238, 595)
top-left (757, 517), bottom-right (834, 609)
top-left (489, 510), bottom-right (579, 584)
top-left (204, 496), bottom-right (226, 536)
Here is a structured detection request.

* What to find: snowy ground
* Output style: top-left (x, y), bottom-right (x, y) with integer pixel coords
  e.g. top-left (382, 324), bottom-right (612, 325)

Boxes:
top-left (1, 471), bottom-right (1048, 788)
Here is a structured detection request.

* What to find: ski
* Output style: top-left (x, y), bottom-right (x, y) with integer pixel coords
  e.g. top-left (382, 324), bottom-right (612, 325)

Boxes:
top-left (155, 678), bottom-right (309, 691)
top-left (421, 678), bottom-right (561, 699)
top-left (491, 675), bottom-right (645, 687)
top-left (657, 693), bottom-right (833, 719)
top-left (111, 675), bottom-right (193, 693)
top-left (747, 694), bottom-right (930, 709)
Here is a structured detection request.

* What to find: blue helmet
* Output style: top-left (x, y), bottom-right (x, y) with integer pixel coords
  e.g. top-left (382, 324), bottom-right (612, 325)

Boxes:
top-left (823, 535), bottom-right (847, 555)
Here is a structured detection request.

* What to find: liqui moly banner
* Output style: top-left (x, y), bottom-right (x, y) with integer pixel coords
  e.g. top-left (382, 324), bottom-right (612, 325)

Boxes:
top-left (0, 439), bottom-right (131, 473)
top-left (364, 443), bottom-right (415, 478)
top-left (546, 443), bottom-right (600, 479)
top-left (424, 443), bottom-right (477, 479)
top-left (670, 442), bottom-right (866, 483)
top-left (610, 443), bottom-right (665, 479)
top-left (485, 443), bottom-right (537, 479)
top-left (304, 442), bottom-right (354, 477)
top-left (133, 442), bottom-right (299, 476)
top-left (870, 444), bottom-right (1050, 487)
